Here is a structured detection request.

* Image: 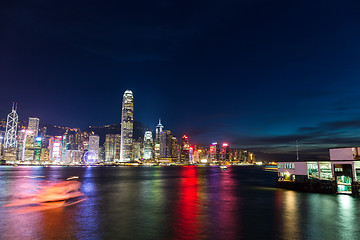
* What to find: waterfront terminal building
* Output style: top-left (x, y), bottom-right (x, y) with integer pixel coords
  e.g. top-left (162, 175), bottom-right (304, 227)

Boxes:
top-left (278, 147), bottom-right (360, 195)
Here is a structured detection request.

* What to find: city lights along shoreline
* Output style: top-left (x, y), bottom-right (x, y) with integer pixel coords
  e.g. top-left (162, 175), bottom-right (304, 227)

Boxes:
top-left (0, 90), bottom-right (255, 165)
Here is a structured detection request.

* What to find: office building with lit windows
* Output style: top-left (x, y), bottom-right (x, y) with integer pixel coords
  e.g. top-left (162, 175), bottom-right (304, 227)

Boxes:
top-left (180, 135), bottom-right (190, 163)
top-left (88, 135), bottom-right (100, 162)
top-left (120, 90), bottom-right (133, 162)
top-left (143, 131), bottom-right (153, 160)
top-left (105, 134), bottom-right (121, 162)
top-left (49, 136), bottom-right (63, 163)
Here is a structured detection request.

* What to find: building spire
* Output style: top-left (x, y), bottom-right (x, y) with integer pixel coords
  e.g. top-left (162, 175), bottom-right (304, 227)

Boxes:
top-left (157, 118), bottom-right (164, 128)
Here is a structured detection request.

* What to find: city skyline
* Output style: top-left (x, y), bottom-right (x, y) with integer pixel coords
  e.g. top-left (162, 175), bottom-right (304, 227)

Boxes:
top-left (0, 97), bottom-right (255, 165)
top-left (2, 1), bottom-right (360, 161)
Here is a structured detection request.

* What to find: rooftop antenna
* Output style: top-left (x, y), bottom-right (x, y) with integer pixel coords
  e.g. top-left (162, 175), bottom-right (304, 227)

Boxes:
top-left (296, 140), bottom-right (299, 161)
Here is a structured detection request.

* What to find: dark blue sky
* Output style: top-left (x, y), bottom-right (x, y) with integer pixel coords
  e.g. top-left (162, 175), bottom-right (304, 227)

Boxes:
top-left (2, 0), bottom-right (360, 161)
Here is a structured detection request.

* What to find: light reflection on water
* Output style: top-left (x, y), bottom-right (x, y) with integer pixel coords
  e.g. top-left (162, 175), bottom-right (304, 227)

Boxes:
top-left (1, 166), bottom-right (360, 240)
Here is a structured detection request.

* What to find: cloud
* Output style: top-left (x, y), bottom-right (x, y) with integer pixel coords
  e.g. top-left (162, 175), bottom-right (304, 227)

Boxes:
top-left (224, 117), bottom-right (360, 161)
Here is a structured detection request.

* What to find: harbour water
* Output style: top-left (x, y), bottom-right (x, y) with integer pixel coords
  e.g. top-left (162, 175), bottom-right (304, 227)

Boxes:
top-left (0, 166), bottom-right (360, 240)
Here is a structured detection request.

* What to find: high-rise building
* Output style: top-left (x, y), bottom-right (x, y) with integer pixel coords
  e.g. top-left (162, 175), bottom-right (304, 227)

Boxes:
top-left (28, 118), bottom-right (40, 137)
top-left (210, 142), bottom-right (220, 162)
top-left (23, 118), bottom-right (39, 161)
top-left (189, 146), bottom-right (194, 163)
top-left (164, 130), bottom-right (172, 157)
top-left (155, 119), bottom-right (164, 143)
top-left (88, 135), bottom-right (100, 162)
top-left (132, 139), bottom-right (142, 161)
top-left (23, 131), bottom-right (35, 161)
top-left (49, 136), bottom-right (63, 163)
top-left (4, 104), bottom-right (18, 162)
top-left (115, 134), bottom-right (121, 160)
top-left (64, 150), bottom-right (82, 164)
top-left (40, 147), bottom-right (50, 163)
top-left (75, 131), bottom-right (89, 152)
top-left (0, 133), bottom-right (4, 160)
top-left (104, 134), bottom-right (121, 162)
top-left (16, 130), bottom-right (25, 161)
top-left (194, 145), bottom-right (207, 163)
top-left (143, 131), bottom-right (153, 160)
top-left (155, 119), bottom-right (166, 158)
top-left (61, 134), bottom-right (68, 162)
top-left (171, 136), bottom-right (179, 161)
top-left (34, 137), bottom-right (42, 161)
top-left (4, 103), bottom-right (18, 148)
top-left (180, 135), bottom-right (190, 163)
top-left (220, 143), bottom-right (230, 161)
top-left (154, 143), bottom-right (160, 162)
top-left (99, 146), bottom-right (105, 162)
top-left (120, 90), bottom-right (133, 162)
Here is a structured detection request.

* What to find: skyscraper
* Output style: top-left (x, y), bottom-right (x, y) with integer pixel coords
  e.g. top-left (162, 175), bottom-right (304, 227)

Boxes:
top-left (120, 90), bottom-right (134, 162)
top-left (24, 117), bottom-right (40, 161)
top-left (180, 135), bottom-right (190, 163)
top-left (49, 136), bottom-right (63, 163)
top-left (88, 135), bottom-right (100, 162)
top-left (4, 103), bottom-right (18, 148)
top-left (132, 139), bottom-right (142, 161)
top-left (105, 134), bottom-right (121, 162)
top-left (155, 119), bottom-right (166, 158)
top-left (28, 118), bottom-right (40, 137)
top-left (143, 131), bottom-right (153, 160)
top-left (210, 142), bottom-right (220, 162)
top-left (155, 119), bottom-right (164, 143)
top-left (221, 143), bottom-right (230, 161)
top-left (34, 137), bottom-right (42, 161)
top-left (171, 136), bottom-right (179, 161)
top-left (4, 103), bottom-right (18, 162)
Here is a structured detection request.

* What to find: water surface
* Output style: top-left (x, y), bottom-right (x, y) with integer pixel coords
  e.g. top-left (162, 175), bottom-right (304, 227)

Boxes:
top-left (0, 166), bottom-right (359, 240)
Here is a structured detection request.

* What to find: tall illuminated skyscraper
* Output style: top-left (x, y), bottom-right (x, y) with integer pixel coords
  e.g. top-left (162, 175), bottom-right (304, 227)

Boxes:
top-left (210, 142), bottom-right (220, 162)
top-left (28, 118), bottom-right (40, 137)
top-left (89, 135), bottom-right (100, 162)
top-left (49, 136), bottom-right (63, 163)
top-left (143, 131), bottom-right (153, 160)
top-left (180, 135), bottom-right (190, 163)
top-left (4, 103), bottom-right (18, 148)
top-left (105, 134), bottom-right (121, 162)
top-left (155, 119), bottom-right (166, 158)
top-left (120, 90), bottom-right (134, 162)
top-left (34, 137), bottom-right (42, 161)
top-left (4, 103), bottom-right (18, 162)
top-left (24, 117), bottom-right (40, 161)
top-left (221, 143), bottom-right (230, 161)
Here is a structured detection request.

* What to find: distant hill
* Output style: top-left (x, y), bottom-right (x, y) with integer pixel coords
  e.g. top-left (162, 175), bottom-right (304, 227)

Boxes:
top-left (82, 120), bottom-right (152, 145)
top-left (1, 119), bottom-right (152, 145)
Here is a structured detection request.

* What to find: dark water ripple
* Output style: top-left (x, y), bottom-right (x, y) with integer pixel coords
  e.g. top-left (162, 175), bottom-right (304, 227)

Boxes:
top-left (1, 166), bottom-right (360, 240)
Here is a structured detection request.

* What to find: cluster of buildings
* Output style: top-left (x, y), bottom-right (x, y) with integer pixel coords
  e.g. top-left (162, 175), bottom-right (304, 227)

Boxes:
top-left (0, 90), bottom-right (255, 165)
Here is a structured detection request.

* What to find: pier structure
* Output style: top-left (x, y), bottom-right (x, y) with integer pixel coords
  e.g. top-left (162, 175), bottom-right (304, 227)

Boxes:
top-left (277, 147), bottom-right (360, 195)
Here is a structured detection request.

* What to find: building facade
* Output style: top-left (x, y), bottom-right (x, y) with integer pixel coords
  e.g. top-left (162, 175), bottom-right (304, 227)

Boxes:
top-left (3, 104), bottom-right (18, 162)
top-left (88, 135), bottom-right (100, 162)
top-left (143, 131), bottom-right (153, 160)
top-left (120, 90), bottom-right (134, 162)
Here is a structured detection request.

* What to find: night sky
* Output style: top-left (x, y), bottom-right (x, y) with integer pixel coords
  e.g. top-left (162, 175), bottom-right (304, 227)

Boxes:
top-left (2, 0), bottom-right (360, 161)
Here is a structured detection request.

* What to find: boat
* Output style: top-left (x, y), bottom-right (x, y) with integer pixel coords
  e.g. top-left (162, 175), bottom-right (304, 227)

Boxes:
top-left (3, 180), bottom-right (86, 211)
top-left (220, 165), bottom-right (228, 171)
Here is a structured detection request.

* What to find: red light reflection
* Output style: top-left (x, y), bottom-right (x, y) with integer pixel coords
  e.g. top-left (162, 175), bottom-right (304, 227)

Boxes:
top-left (173, 166), bottom-right (203, 239)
